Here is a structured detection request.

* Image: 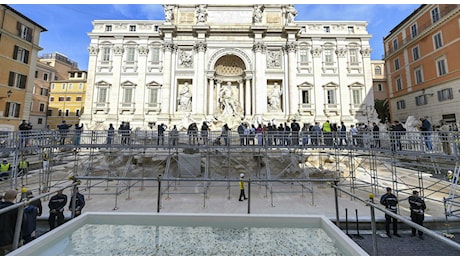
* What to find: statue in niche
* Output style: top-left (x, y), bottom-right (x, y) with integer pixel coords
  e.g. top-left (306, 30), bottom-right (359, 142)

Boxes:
top-left (285, 5), bottom-right (297, 25)
top-left (253, 5), bottom-right (263, 24)
top-left (196, 4), bottom-right (207, 24)
top-left (219, 82), bottom-right (238, 116)
top-left (163, 5), bottom-right (174, 23)
top-left (268, 82), bottom-right (282, 111)
top-left (178, 82), bottom-right (192, 112)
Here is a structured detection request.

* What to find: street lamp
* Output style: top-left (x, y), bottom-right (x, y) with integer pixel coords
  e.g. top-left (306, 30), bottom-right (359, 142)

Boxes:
top-left (0, 90), bottom-right (12, 100)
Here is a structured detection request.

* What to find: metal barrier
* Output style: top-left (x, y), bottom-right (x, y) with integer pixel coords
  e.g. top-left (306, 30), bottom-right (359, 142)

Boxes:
top-left (0, 182), bottom-right (79, 253)
top-left (333, 184), bottom-right (460, 256)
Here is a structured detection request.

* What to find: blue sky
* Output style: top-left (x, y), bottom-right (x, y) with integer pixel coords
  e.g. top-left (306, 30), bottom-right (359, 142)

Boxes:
top-left (9, 3), bottom-right (421, 71)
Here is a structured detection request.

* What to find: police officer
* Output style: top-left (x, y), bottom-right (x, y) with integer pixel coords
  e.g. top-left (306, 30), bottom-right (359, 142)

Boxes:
top-left (408, 190), bottom-right (426, 240)
top-left (0, 159), bottom-right (11, 180)
top-left (380, 187), bottom-right (400, 238)
top-left (48, 190), bottom-right (68, 230)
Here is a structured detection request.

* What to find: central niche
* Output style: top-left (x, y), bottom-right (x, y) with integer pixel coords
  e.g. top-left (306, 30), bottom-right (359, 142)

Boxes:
top-left (215, 55), bottom-right (245, 76)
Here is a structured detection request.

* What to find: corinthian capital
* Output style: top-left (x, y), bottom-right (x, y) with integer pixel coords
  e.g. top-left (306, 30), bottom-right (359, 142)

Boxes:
top-left (194, 41), bottom-right (207, 52)
top-left (88, 46), bottom-right (99, 55)
top-left (253, 42), bottom-right (266, 53)
top-left (285, 42), bottom-right (297, 53)
top-left (162, 42), bottom-right (177, 52)
top-left (360, 48), bottom-right (372, 57)
top-left (113, 46), bottom-right (124, 55)
top-left (138, 46), bottom-right (149, 55)
top-left (335, 48), bottom-right (347, 58)
top-left (311, 48), bottom-right (322, 58)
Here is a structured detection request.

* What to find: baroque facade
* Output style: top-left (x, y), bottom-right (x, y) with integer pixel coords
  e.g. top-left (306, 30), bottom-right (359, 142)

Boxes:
top-left (81, 4), bottom-right (374, 131)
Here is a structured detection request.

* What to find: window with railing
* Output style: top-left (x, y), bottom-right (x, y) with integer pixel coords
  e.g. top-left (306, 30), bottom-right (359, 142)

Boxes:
top-left (412, 46), bottom-right (420, 61)
top-left (299, 49), bottom-right (309, 64)
top-left (96, 88), bottom-right (108, 105)
top-left (436, 57), bottom-right (447, 76)
top-left (415, 95), bottom-right (427, 106)
top-left (437, 88), bottom-right (453, 101)
top-left (148, 88), bottom-right (159, 107)
top-left (351, 89), bottom-right (362, 105)
top-left (396, 77), bottom-right (403, 91)
top-left (394, 58), bottom-right (400, 70)
top-left (324, 48), bottom-right (334, 65)
top-left (13, 45), bottom-right (29, 64)
top-left (393, 39), bottom-right (398, 51)
top-left (433, 32), bottom-right (443, 49)
top-left (17, 22), bottom-right (32, 42)
top-left (327, 89), bottom-right (336, 104)
top-left (349, 49), bottom-right (359, 65)
top-left (8, 72), bottom-right (27, 89)
top-left (126, 47), bottom-right (136, 62)
top-left (431, 6), bottom-right (440, 23)
top-left (414, 67), bottom-right (423, 84)
top-left (122, 88), bottom-right (133, 107)
top-left (151, 48), bottom-right (160, 64)
top-left (396, 100), bottom-right (405, 110)
top-left (411, 23), bottom-right (418, 38)
top-left (4, 102), bottom-right (20, 117)
top-left (102, 47), bottom-right (111, 62)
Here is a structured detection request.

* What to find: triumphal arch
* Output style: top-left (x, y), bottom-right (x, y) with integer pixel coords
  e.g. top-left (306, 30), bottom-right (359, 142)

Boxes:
top-left (81, 4), bottom-right (374, 131)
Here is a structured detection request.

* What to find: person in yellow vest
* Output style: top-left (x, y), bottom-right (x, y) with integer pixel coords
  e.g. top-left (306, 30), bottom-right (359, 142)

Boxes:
top-left (322, 120), bottom-right (332, 146)
top-left (18, 158), bottom-right (29, 177)
top-left (0, 159), bottom-right (11, 180)
top-left (238, 173), bottom-right (248, 201)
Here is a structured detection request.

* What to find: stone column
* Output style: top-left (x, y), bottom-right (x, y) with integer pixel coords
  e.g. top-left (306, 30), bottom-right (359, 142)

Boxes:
top-left (245, 76), bottom-right (252, 116)
top-left (208, 76), bottom-right (215, 115)
top-left (81, 46), bottom-right (99, 124)
top-left (311, 45), bottom-right (326, 122)
top-left (111, 44), bottom-right (124, 119)
top-left (286, 41), bottom-right (298, 118)
top-left (335, 45), bottom-right (349, 121)
top-left (194, 41), bottom-right (207, 115)
top-left (238, 80), bottom-right (244, 113)
top-left (134, 45), bottom-right (149, 123)
top-left (216, 80), bottom-right (222, 115)
top-left (162, 42), bottom-right (175, 115)
top-left (253, 42), bottom-right (267, 115)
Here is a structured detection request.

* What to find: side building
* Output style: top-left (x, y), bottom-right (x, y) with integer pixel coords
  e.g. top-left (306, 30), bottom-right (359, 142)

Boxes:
top-left (48, 70), bottom-right (87, 129)
top-left (31, 59), bottom-right (55, 129)
top-left (0, 4), bottom-right (46, 131)
top-left (384, 4), bottom-right (460, 129)
top-left (80, 4), bottom-right (375, 131)
top-left (36, 52), bottom-right (80, 129)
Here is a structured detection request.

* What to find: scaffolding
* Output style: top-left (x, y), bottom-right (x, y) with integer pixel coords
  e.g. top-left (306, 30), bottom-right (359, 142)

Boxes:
top-left (1, 129), bottom-right (459, 219)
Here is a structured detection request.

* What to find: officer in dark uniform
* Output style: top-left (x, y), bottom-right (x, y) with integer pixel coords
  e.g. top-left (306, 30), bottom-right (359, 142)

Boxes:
top-left (380, 187), bottom-right (400, 237)
top-left (48, 190), bottom-right (67, 230)
top-left (408, 190), bottom-right (427, 239)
